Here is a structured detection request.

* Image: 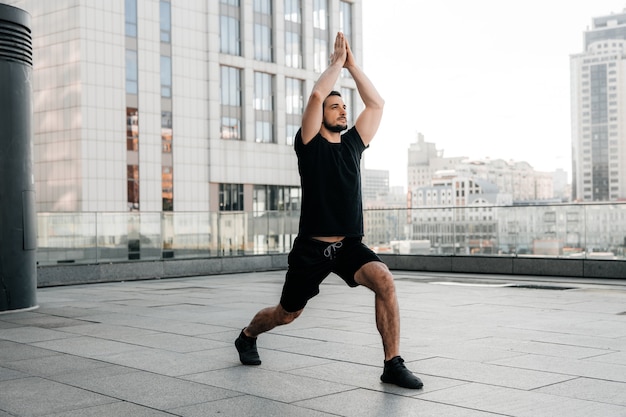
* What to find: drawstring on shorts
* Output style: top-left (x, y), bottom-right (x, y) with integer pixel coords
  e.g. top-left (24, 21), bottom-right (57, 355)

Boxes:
top-left (323, 241), bottom-right (343, 260)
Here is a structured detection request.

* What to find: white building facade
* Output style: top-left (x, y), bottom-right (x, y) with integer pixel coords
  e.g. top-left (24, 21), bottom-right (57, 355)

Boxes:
top-left (7, 0), bottom-right (363, 213)
top-left (570, 10), bottom-right (626, 202)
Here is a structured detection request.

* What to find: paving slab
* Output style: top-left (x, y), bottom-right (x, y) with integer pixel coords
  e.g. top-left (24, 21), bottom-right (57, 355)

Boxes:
top-left (0, 377), bottom-right (115, 417)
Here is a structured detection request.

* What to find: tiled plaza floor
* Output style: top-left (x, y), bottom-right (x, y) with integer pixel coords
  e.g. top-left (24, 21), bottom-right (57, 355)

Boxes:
top-left (1, 270), bottom-right (626, 416)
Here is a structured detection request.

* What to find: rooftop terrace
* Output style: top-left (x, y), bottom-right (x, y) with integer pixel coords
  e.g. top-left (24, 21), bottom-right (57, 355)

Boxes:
top-left (1, 270), bottom-right (625, 416)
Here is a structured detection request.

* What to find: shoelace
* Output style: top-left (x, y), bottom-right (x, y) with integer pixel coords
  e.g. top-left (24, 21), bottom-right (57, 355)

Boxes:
top-left (323, 241), bottom-right (343, 260)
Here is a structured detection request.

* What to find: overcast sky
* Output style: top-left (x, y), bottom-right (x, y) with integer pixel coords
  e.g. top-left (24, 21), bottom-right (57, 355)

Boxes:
top-left (361, 0), bottom-right (626, 189)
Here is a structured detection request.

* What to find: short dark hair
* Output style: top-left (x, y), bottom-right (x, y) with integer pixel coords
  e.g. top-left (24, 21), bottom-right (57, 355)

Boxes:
top-left (323, 90), bottom-right (342, 108)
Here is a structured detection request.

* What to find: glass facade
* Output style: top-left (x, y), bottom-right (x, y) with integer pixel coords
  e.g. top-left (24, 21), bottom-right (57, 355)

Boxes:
top-left (126, 0), bottom-right (140, 211)
top-left (588, 64), bottom-right (609, 201)
top-left (161, 1), bottom-right (173, 211)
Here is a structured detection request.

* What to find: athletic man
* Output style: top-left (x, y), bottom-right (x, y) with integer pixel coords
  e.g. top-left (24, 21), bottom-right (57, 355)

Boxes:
top-left (235, 32), bottom-right (423, 389)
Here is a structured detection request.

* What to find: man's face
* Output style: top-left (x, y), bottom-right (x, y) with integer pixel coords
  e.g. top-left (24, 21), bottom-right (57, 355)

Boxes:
top-left (322, 96), bottom-right (348, 133)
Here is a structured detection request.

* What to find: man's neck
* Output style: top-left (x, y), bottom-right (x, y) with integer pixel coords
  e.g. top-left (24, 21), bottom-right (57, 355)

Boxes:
top-left (319, 127), bottom-right (342, 143)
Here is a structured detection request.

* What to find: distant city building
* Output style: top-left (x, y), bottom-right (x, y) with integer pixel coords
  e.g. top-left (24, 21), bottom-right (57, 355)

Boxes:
top-left (552, 168), bottom-right (570, 202)
top-left (407, 134), bottom-right (561, 204)
top-left (410, 174), bottom-right (512, 254)
top-left (570, 9), bottom-right (626, 202)
top-left (362, 168), bottom-right (389, 200)
top-left (8, 0), bottom-right (363, 213)
top-left (407, 133), bottom-right (464, 191)
top-left (454, 159), bottom-right (554, 202)
top-left (362, 169), bottom-right (407, 248)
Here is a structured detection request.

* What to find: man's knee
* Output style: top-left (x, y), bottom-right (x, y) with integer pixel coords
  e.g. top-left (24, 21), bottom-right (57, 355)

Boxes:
top-left (276, 305), bottom-right (303, 325)
top-left (355, 262), bottom-right (395, 293)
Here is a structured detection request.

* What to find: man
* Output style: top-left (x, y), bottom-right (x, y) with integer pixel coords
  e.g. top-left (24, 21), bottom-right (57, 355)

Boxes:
top-left (235, 32), bottom-right (423, 389)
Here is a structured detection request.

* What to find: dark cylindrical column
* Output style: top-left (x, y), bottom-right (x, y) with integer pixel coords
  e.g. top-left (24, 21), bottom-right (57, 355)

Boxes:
top-left (0, 4), bottom-right (37, 312)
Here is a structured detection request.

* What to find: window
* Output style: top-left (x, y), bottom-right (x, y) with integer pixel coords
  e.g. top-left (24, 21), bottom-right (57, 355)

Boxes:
top-left (285, 77), bottom-right (303, 115)
top-left (160, 56), bottom-right (172, 97)
top-left (313, 0), bottom-right (328, 73)
top-left (339, 1), bottom-right (352, 45)
top-left (286, 124), bottom-right (299, 147)
top-left (339, 1), bottom-right (352, 78)
top-left (254, 0), bottom-right (273, 62)
top-left (284, 0), bottom-right (302, 68)
top-left (220, 184), bottom-right (244, 211)
top-left (125, 0), bottom-right (137, 37)
top-left (126, 108), bottom-right (139, 151)
top-left (161, 111), bottom-right (173, 211)
top-left (160, 0), bottom-right (171, 43)
top-left (254, 72), bottom-right (274, 143)
top-left (313, 0), bottom-right (327, 30)
top-left (127, 165), bottom-right (140, 211)
top-left (340, 87), bottom-right (355, 126)
top-left (286, 77), bottom-right (303, 145)
top-left (221, 66), bottom-right (242, 140)
top-left (161, 112), bottom-right (172, 153)
top-left (125, 49), bottom-right (138, 94)
top-left (220, 0), bottom-right (241, 55)
top-left (126, 108), bottom-right (140, 211)
top-left (253, 185), bottom-right (301, 213)
top-left (162, 166), bottom-right (173, 211)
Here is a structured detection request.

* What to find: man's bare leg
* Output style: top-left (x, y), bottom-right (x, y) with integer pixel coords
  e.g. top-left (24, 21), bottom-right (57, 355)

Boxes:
top-left (236, 305), bottom-right (303, 365)
top-left (355, 261), bottom-right (423, 389)
top-left (354, 262), bottom-right (400, 360)
top-left (244, 305), bottom-right (303, 337)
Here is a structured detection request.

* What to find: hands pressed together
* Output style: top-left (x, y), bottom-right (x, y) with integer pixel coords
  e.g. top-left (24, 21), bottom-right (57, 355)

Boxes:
top-left (330, 32), bottom-right (356, 69)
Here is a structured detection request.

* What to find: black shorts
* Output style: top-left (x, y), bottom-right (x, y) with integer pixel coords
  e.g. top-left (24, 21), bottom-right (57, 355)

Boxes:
top-left (279, 236), bottom-right (382, 312)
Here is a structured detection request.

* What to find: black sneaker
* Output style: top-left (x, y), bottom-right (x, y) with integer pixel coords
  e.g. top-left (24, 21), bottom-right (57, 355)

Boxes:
top-left (380, 356), bottom-right (423, 389)
top-left (235, 329), bottom-right (261, 365)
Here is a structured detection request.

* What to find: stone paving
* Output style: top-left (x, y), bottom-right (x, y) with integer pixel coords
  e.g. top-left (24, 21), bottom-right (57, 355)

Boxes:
top-left (1, 270), bottom-right (625, 417)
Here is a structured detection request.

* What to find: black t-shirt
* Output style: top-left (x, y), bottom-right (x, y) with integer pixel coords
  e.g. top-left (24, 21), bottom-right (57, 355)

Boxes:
top-left (294, 127), bottom-right (367, 237)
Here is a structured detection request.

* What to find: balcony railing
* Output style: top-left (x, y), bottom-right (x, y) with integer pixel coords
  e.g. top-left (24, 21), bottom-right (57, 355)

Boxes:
top-left (36, 203), bottom-right (626, 266)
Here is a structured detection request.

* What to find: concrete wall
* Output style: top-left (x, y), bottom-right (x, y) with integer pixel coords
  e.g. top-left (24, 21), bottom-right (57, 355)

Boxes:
top-left (37, 254), bottom-right (289, 287)
top-left (377, 255), bottom-right (625, 280)
top-left (37, 254), bottom-right (625, 287)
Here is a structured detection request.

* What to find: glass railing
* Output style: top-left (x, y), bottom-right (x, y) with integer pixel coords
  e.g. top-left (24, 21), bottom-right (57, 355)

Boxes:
top-left (36, 203), bottom-right (626, 266)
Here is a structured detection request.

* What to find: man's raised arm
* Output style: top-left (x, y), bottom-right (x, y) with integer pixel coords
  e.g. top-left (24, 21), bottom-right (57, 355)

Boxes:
top-left (300, 32), bottom-right (347, 144)
top-left (344, 39), bottom-right (384, 146)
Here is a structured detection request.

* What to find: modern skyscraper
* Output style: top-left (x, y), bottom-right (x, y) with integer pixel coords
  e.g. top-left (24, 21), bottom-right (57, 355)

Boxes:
top-left (7, 0), bottom-right (362, 212)
top-left (570, 10), bottom-right (626, 202)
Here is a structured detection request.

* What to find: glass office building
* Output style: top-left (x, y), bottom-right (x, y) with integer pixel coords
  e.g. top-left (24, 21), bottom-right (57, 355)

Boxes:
top-left (7, 0), bottom-right (362, 213)
top-left (571, 10), bottom-right (626, 202)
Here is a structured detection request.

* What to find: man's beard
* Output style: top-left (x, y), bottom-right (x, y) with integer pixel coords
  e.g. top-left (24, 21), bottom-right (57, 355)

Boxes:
top-left (323, 119), bottom-right (347, 133)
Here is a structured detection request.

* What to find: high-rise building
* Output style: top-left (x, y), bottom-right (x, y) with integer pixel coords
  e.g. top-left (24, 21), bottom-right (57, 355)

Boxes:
top-left (570, 10), bottom-right (626, 202)
top-left (7, 0), bottom-right (362, 212)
